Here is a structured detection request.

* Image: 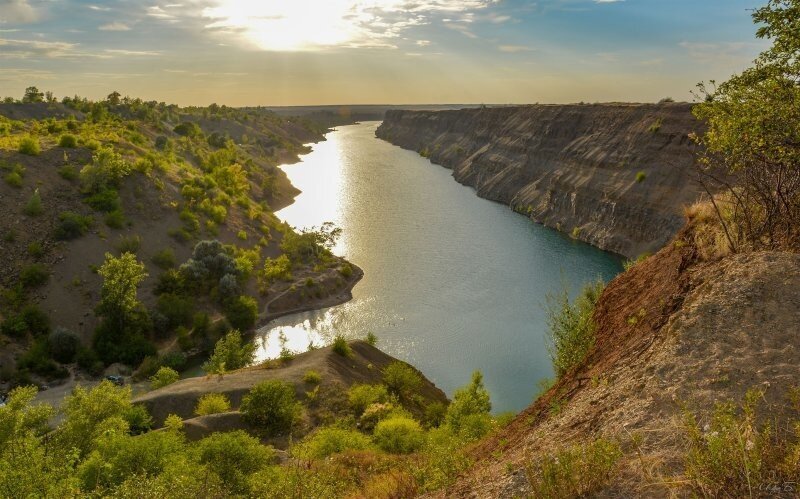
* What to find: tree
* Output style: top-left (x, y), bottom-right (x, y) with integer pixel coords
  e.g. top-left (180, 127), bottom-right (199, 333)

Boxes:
top-left (150, 366), bottom-right (180, 389)
top-left (280, 222), bottom-right (341, 263)
top-left (202, 330), bottom-right (255, 375)
top-left (106, 91), bottom-right (122, 106)
top-left (22, 86), bottom-right (44, 103)
top-left (97, 252), bottom-right (148, 329)
top-left (445, 371), bottom-right (491, 430)
top-left (693, 0), bottom-right (800, 251)
top-left (239, 380), bottom-right (299, 436)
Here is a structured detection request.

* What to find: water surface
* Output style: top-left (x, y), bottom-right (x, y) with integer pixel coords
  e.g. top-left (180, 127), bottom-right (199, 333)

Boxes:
top-left (255, 122), bottom-right (622, 412)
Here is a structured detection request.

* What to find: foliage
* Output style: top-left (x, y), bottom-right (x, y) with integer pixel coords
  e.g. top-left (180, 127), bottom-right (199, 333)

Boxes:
top-left (85, 188), bottom-right (120, 212)
top-left (23, 189), bottom-right (43, 216)
top-left (196, 431), bottom-right (274, 495)
top-left (20, 263), bottom-right (49, 288)
top-left (349, 384), bottom-right (390, 416)
top-left (18, 136), bottom-right (40, 156)
top-left (294, 427), bottom-right (375, 459)
top-left (261, 254), bottom-right (292, 283)
top-left (224, 294), bottom-right (258, 331)
top-left (240, 380), bottom-right (300, 436)
top-left (635, 171), bottom-right (647, 183)
top-left (303, 370), bottom-right (322, 385)
top-left (383, 361), bottom-right (423, 399)
top-left (202, 330), bottom-right (255, 374)
top-left (332, 334), bottom-right (352, 358)
top-left (58, 134), bottom-right (78, 148)
top-left (96, 252), bottom-right (148, 327)
top-left (151, 248), bottom-right (176, 269)
top-left (524, 439), bottom-right (623, 497)
top-left (150, 366), bottom-right (180, 389)
top-left (280, 222), bottom-right (341, 263)
top-left (545, 280), bottom-right (604, 378)
top-left (80, 148), bottom-right (131, 194)
top-left (373, 417), bottom-right (425, 454)
top-left (445, 371), bottom-right (492, 433)
top-left (55, 211), bottom-right (92, 240)
top-left (366, 331), bottom-right (378, 346)
top-left (693, 0), bottom-right (800, 251)
top-left (195, 393), bottom-right (231, 416)
top-left (48, 327), bottom-right (80, 363)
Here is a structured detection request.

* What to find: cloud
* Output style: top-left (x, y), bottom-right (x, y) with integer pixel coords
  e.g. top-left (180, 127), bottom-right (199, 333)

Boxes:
top-left (99, 22), bottom-right (131, 31)
top-left (498, 44), bottom-right (534, 53)
top-left (0, 37), bottom-right (80, 58)
top-left (104, 49), bottom-right (160, 56)
top-left (149, 0), bottom-right (498, 51)
top-left (0, 0), bottom-right (40, 24)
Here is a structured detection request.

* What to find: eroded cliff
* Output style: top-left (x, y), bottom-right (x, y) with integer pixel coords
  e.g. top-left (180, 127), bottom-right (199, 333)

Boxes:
top-left (377, 104), bottom-right (704, 258)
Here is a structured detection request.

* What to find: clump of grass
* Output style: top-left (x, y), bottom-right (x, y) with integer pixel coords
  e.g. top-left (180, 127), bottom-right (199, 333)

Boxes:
top-left (58, 164), bottom-right (78, 181)
top-left (22, 189), bottom-right (43, 216)
top-left (58, 134), bottom-right (78, 148)
top-left (636, 171), bottom-right (647, 183)
top-left (648, 118), bottom-right (663, 133)
top-left (195, 393), bottom-right (231, 416)
top-left (332, 334), bottom-right (352, 358)
top-left (116, 234), bottom-right (141, 254)
top-left (303, 370), bottom-right (322, 385)
top-left (55, 211), bottom-right (92, 240)
top-left (545, 280), bottom-right (604, 378)
top-left (151, 248), bottom-right (176, 269)
top-left (366, 331), bottom-right (378, 346)
top-left (18, 135), bottom-right (40, 156)
top-left (525, 439), bottom-right (623, 497)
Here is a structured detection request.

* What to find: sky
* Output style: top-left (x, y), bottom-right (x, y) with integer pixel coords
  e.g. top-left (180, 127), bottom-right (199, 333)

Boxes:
top-left (0, 0), bottom-right (770, 106)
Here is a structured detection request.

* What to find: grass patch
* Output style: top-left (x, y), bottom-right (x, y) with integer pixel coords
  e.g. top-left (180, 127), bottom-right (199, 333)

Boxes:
top-left (545, 280), bottom-right (604, 378)
top-left (525, 439), bottom-right (623, 497)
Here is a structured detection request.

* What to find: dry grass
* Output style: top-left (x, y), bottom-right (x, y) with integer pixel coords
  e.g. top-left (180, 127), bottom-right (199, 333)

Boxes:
top-left (684, 199), bottom-right (737, 260)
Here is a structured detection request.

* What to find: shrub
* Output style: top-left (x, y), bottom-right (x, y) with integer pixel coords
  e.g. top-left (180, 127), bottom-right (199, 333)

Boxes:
top-left (124, 404), bottom-right (154, 435)
top-left (261, 254), bottom-right (292, 283)
top-left (240, 380), bottom-right (299, 436)
top-left (18, 136), bottom-right (40, 156)
top-left (20, 304), bottom-right (50, 336)
top-left (348, 384), bottom-right (390, 416)
top-left (86, 188), bottom-right (121, 212)
top-left (17, 337), bottom-right (68, 379)
top-left (635, 171), bottom-right (647, 183)
top-left (366, 331), bottom-right (378, 346)
top-left (195, 393), bottom-right (231, 416)
top-left (224, 295), bottom-right (258, 331)
top-left (104, 210), bottom-right (125, 229)
top-left (373, 417), bottom-right (425, 454)
top-left (151, 248), bottom-right (176, 269)
top-left (196, 431), bottom-right (274, 495)
top-left (424, 401), bottom-right (448, 428)
top-left (525, 439), bottom-right (622, 497)
top-left (116, 235), bottom-right (141, 254)
top-left (58, 165), bottom-right (78, 181)
top-left (383, 361), bottom-right (423, 399)
top-left (4, 171), bottom-right (22, 187)
top-left (546, 280), bottom-right (604, 378)
top-left (55, 211), bottom-right (92, 240)
top-left (149, 366), bottom-right (180, 390)
top-left (159, 351), bottom-right (187, 371)
top-left (237, 230), bottom-right (247, 241)
top-left (295, 427), bottom-right (374, 459)
top-left (156, 293), bottom-right (194, 331)
top-left (27, 241), bottom-right (44, 258)
top-left (23, 189), bottom-right (43, 216)
top-left (332, 334), bottom-right (352, 358)
top-left (339, 263), bottom-right (354, 278)
top-left (203, 330), bottom-right (255, 374)
top-left (445, 371), bottom-right (491, 432)
top-left (20, 263), bottom-right (49, 288)
top-left (173, 122), bottom-right (201, 137)
top-left (76, 347), bottom-right (104, 376)
top-left (59, 134), bottom-right (78, 148)
top-left (303, 370), bottom-right (322, 385)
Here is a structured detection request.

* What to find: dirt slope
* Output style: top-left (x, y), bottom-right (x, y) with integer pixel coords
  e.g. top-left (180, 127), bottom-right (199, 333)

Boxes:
top-left (377, 104), bottom-right (705, 258)
top-left (443, 233), bottom-right (800, 497)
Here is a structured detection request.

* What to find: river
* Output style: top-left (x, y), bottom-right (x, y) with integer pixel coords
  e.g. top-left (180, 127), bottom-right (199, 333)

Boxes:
top-left (254, 122), bottom-right (622, 413)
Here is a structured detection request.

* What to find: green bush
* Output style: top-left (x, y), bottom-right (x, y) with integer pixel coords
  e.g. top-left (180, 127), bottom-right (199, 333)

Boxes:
top-left (525, 439), bottom-right (622, 497)
top-left (294, 427), bottom-right (374, 459)
top-left (48, 327), bottom-right (81, 363)
top-left (20, 263), bottom-right (49, 288)
top-left (348, 384), bottom-right (390, 416)
top-left (373, 416), bottom-right (425, 454)
top-left (55, 211), bottom-right (92, 240)
top-left (76, 347), bottom-right (104, 376)
top-left (58, 165), bottom-right (78, 181)
top-left (261, 254), bottom-right (292, 283)
top-left (4, 171), bottom-right (22, 187)
top-left (20, 304), bottom-right (50, 337)
top-left (18, 136), bottom-right (40, 156)
top-left (382, 361), bottom-right (423, 399)
top-left (339, 263), bottom-right (354, 279)
top-left (303, 370), bottom-right (322, 385)
top-left (104, 210), bottom-right (125, 229)
top-left (366, 331), bottom-right (378, 346)
top-left (224, 295), bottom-right (258, 331)
top-left (23, 189), bottom-right (43, 216)
top-left (240, 380), bottom-right (299, 436)
top-left (203, 330), bottom-right (255, 374)
top-left (636, 171), bottom-right (647, 183)
top-left (195, 393), bottom-right (231, 416)
top-left (59, 134), bottom-right (78, 148)
top-left (27, 241), bottom-right (44, 258)
top-left (17, 337), bottom-right (68, 379)
top-left (149, 366), bottom-right (180, 390)
top-left (156, 293), bottom-right (194, 331)
top-left (196, 430), bottom-right (274, 495)
top-left (151, 248), bottom-right (176, 269)
top-left (445, 371), bottom-right (491, 432)
top-left (86, 188), bottom-right (121, 212)
top-left (545, 280), bottom-right (604, 378)
top-left (116, 235), bottom-right (141, 254)
top-left (332, 334), bottom-right (352, 358)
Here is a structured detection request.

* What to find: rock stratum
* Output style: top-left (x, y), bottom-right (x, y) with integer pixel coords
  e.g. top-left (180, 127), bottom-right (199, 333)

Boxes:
top-left (377, 103), bottom-right (705, 258)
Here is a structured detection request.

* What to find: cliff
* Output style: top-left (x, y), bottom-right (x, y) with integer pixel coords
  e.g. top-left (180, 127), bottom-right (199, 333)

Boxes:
top-left (377, 104), bottom-right (705, 258)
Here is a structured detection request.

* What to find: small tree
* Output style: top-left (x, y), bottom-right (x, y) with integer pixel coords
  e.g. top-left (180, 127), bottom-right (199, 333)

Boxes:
top-left (445, 371), bottom-right (491, 430)
top-left (240, 380), bottom-right (299, 436)
top-left (195, 393), bottom-right (231, 416)
top-left (22, 86), bottom-right (44, 103)
top-left (202, 330), bottom-right (254, 375)
top-left (96, 252), bottom-right (148, 330)
top-left (149, 366), bottom-right (180, 390)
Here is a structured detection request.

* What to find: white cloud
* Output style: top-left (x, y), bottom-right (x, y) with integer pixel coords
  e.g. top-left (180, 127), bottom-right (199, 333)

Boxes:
top-left (0, 0), bottom-right (40, 24)
top-left (0, 37), bottom-right (79, 58)
top-left (498, 44), bottom-right (534, 53)
top-left (99, 22), bottom-right (131, 31)
top-left (150, 0), bottom-right (498, 51)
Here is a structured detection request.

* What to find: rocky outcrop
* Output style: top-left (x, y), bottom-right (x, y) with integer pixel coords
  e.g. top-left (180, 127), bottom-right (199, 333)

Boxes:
top-left (377, 104), bottom-right (705, 258)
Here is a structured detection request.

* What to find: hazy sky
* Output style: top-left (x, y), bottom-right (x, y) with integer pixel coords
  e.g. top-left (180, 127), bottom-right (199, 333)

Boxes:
top-left (0, 0), bottom-right (768, 106)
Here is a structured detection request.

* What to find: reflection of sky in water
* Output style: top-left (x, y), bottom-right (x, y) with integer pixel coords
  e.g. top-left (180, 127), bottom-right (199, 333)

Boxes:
top-left (255, 122), bottom-right (623, 412)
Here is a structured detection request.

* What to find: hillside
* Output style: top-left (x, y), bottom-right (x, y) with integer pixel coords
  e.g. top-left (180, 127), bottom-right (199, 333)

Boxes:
top-left (0, 96), bottom-right (361, 390)
top-left (439, 221), bottom-right (800, 497)
top-left (377, 103), bottom-right (705, 259)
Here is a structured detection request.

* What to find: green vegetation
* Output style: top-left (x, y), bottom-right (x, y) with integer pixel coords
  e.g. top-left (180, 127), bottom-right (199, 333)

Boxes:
top-left (383, 361), bottom-right (423, 399)
top-left (635, 171), bottom-right (647, 183)
top-left (546, 280), bottom-right (604, 378)
top-left (149, 366), bottom-right (180, 389)
top-left (22, 189), bottom-right (43, 216)
top-left (261, 254), bottom-right (293, 284)
top-left (294, 427), bottom-right (374, 459)
top-left (195, 393), bottom-right (232, 416)
top-left (48, 327), bottom-right (80, 363)
top-left (373, 416), bottom-right (426, 454)
top-left (151, 248), bottom-right (176, 269)
top-left (20, 263), bottom-right (49, 288)
top-left (17, 135), bottom-right (40, 156)
top-left (349, 384), bottom-right (390, 416)
top-left (224, 295), bottom-right (258, 331)
top-left (525, 438), bottom-right (623, 497)
top-left (366, 331), bottom-right (378, 346)
top-left (58, 134), bottom-right (77, 148)
top-left (203, 330), bottom-right (255, 374)
top-left (55, 211), bottom-right (92, 240)
top-left (303, 370), bottom-right (322, 385)
top-left (240, 380), bottom-right (300, 436)
top-left (331, 334), bottom-right (352, 357)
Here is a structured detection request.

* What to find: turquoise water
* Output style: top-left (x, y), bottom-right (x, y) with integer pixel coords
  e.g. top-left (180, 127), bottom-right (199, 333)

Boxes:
top-left (254, 122), bottom-right (623, 413)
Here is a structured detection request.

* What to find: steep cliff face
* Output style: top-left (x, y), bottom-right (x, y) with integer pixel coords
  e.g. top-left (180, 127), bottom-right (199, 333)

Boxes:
top-left (377, 104), bottom-right (704, 258)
